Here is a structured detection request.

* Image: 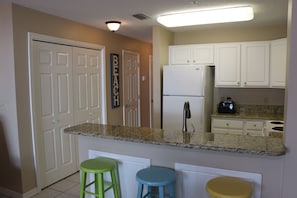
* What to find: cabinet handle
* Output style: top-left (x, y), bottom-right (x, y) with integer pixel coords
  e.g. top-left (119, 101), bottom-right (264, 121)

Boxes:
top-left (193, 60), bottom-right (196, 63)
top-left (244, 82), bottom-right (247, 85)
top-left (237, 82), bottom-right (240, 85)
top-left (226, 123), bottom-right (229, 126)
top-left (187, 60), bottom-right (190, 63)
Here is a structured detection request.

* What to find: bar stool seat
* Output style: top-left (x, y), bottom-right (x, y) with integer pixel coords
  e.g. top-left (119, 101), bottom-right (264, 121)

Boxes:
top-left (80, 157), bottom-right (120, 198)
top-left (136, 166), bottom-right (176, 198)
top-left (206, 176), bottom-right (253, 198)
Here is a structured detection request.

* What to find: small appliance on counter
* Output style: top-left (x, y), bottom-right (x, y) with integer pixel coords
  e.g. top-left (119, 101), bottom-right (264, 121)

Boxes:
top-left (217, 97), bottom-right (236, 114)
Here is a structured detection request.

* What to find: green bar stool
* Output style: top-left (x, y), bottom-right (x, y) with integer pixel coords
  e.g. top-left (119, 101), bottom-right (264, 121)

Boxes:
top-left (136, 166), bottom-right (176, 198)
top-left (80, 157), bottom-right (120, 198)
top-left (206, 176), bottom-right (253, 198)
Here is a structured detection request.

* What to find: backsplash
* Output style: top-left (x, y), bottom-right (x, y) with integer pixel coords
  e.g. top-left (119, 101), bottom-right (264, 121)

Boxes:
top-left (236, 104), bottom-right (284, 115)
top-left (213, 88), bottom-right (286, 115)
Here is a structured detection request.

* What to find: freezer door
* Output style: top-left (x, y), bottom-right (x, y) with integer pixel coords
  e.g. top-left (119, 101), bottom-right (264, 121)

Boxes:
top-left (162, 96), bottom-right (205, 132)
top-left (163, 65), bottom-right (205, 96)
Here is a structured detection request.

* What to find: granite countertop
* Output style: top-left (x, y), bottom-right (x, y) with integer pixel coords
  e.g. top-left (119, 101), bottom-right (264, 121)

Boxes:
top-left (64, 123), bottom-right (286, 156)
top-left (211, 112), bottom-right (284, 120)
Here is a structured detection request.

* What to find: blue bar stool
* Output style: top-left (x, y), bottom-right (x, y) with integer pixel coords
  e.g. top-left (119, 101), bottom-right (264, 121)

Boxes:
top-left (136, 166), bottom-right (176, 198)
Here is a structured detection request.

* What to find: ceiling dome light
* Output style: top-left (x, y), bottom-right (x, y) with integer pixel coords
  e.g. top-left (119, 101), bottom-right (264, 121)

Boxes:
top-left (105, 21), bottom-right (121, 32)
top-left (157, 6), bottom-right (254, 27)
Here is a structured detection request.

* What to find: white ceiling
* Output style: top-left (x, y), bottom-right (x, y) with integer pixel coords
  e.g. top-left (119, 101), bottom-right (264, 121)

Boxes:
top-left (8, 0), bottom-right (288, 43)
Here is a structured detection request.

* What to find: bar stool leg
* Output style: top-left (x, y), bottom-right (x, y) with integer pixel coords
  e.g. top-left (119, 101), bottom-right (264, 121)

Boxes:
top-left (80, 172), bottom-right (86, 198)
top-left (158, 186), bottom-right (165, 198)
top-left (147, 186), bottom-right (152, 198)
top-left (111, 169), bottom-right (119, 198)
top-left (97, 173), bottom-right (104, 198)
top-left (168, 184), bottom-right (175, 198)
top-left (137, 183), bottom-right (143, 198)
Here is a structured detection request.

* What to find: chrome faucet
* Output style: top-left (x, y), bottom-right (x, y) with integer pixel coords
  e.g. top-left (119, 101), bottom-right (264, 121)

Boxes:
top-left (182, 101), bottom-right (191, 133)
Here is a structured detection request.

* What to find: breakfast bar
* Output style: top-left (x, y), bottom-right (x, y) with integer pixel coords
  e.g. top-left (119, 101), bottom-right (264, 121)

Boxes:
top-left (65, 123), bottom-right (286, 198)
top-left (64, 123), bottom-right (285, 156)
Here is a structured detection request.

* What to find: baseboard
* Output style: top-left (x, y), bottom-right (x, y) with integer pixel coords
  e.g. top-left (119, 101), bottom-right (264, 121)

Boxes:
top-left (0, 187), bottom-right (38, 198)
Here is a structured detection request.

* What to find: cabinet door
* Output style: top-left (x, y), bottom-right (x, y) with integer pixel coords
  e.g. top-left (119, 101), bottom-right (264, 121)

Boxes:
top-left (214, 43), bottom-right (241, 87)
top-left (192, 44), bottom-right (214, 64)
top-left (169, 44), bottom-right (214, 65)
top-left (245, 120), bottom-right (265, 136)
top-left (270, 38), bottom-right (287, 88)
top-left (211, 118), bottom-right (244, 135)
top-left (169, 45), bottom-right (192, 64)
top-left (241, 42), bottom-right (270, 87)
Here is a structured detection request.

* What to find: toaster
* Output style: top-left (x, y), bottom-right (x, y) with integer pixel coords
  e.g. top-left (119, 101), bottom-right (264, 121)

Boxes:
top-left (217, 97), bottom-right (236, 114)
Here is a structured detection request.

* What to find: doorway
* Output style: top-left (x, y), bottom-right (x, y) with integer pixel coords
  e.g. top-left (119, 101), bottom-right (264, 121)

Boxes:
top-left (122, 50), bottom-right (141, 127)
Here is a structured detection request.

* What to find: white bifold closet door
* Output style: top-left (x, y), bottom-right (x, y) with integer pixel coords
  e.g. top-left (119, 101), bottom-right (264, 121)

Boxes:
top-left (32, 41), bottom-right (103, 188)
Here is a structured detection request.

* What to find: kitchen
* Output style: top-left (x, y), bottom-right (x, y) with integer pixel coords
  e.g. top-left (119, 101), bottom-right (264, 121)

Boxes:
top-left (1, 1), bottom-right (297, 198)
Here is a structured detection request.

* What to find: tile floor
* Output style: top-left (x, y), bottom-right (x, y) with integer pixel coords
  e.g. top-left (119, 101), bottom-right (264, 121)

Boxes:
top-left (0, 172), bottom-right (81, 198)
top-left (33, 172), bottom-right (80, 198)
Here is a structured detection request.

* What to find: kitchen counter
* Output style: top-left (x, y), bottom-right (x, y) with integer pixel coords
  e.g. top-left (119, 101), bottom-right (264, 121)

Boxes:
top-left (64, 123), bottom-right (286, 156)
top-left (211, 112), bottom-right (284, 120)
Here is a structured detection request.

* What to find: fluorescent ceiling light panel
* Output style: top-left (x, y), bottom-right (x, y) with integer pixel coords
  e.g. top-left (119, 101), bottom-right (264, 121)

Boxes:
top-left (157, 6), bottom-right (254, 27)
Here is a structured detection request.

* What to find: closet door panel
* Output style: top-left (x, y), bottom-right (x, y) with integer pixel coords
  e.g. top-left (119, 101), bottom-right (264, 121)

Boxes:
top-left (32, 41), bottom-right (77, 188)
top-left (73, 47), bottom-right (103, 124)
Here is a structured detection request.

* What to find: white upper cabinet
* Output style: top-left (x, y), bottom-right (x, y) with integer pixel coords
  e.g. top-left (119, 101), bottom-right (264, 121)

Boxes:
top-left (169, 44), bottom-right (214, 65)
top-left (270, 38), bottom-right (287, 88)
top-left (241, 41), bottom-right (270, 87)
top-left (214, 43), bottom-right (241, 87)
top-left (170, 39), bottom-right (287, 89)
top-left (215, 41), bottom-right (270, 88)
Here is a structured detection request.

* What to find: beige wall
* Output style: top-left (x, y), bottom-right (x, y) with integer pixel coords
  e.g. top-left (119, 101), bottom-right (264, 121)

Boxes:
top-left (173, 24), bottom-right (287, 44)
top-left (152, 26), bottom-right (174, 128)
top-left (0, 3), bottom-right (22, 193)
top-left (282, 0), bottom-right (297, 196)
top-left (12, 4), bottom-right (152, 127)
top-left (0, 3), bottom-right (151, 194)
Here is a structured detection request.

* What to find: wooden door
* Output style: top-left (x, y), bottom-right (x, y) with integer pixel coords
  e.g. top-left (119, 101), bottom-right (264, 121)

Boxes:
top-left (73, 47), bottom-right (103, 124)
top-left (122, 50), bottom-right (140, 127)
top-left (32, 41), bottom-right (77, 188)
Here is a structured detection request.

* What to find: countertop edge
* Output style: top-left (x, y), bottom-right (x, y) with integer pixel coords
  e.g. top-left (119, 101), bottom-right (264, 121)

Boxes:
top-left (65, 124), bottom-right (286, 157)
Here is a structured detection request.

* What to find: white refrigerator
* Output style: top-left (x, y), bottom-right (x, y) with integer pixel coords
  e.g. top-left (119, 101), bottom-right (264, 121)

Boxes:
top-left (162, 65), bottom-right (214, 133)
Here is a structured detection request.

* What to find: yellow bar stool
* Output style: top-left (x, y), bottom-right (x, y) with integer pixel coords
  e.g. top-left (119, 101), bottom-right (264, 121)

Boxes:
top-left (206, 176), bottom-right (253, 198)
top-left (80, 157), bottom-right (120, 198)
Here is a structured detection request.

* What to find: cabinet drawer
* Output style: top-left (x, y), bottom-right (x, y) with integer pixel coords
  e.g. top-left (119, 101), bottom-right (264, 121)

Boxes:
top-left (212, 119), bottom-right (244, 129)
top-left (246, 130), bottom-right (264, 136)
top-left (245, 121), bottom-right (264, 131)
top-left (212, 128), bottom-right (243, 135)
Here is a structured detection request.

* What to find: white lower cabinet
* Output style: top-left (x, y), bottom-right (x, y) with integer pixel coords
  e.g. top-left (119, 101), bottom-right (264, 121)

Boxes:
top-left (211, 118), bottom-right (244, 135)
top-left (211, 117), bottom-right (265, 136)
top-left (175, 163), bottom-right (262, 198)
top-left (245, 120), bottom-right (266, 136)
